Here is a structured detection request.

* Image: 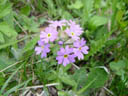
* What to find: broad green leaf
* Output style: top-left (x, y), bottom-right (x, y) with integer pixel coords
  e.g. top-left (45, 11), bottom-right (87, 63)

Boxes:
top-left (68, 0), bottom-right (83, 9)
top-left (60, 75), bottom-right (76, 87)
top-left (0, 52), bottom-right (16, 71)
top-left (110, 60), bottom-right (126, 75)
top-left (73, 67), bottom-right (87, 89)
top-left (89, 15), bottom-right (108, 29)
top-left (110, 60), bottom-right (126, 70)
top-left (62, 64), bottom-right (72, 72)
top-left (11, 47), bottom-right (22, 60)
top-left (0, 3), bottom-right (12, 18)
top-left (20, 5), bottom-right (31, 16)
top-left (82, 0), bottom-right (94, 16)
top-left (3, 11), bottom-right (14, 28)
top-left (22, 15), bottom-right (39, 32)
top-left (77, 78), bottom-right (96, 94)
top-left (45, 0), bottom-right (56, 16)
top-left (58, 68), bottom-right (76, 87)
top-left (81, 0), bottom-right (94, 25)
top-left (85, 28), bottom-right (117, 59)
top-left (62, 11), bottom-right (73, 20)
top-left (0, 32), bottom-right (5, 43)
top-left (0, 35), bottom-right (31, 50)
top-left (84, 68), bottom-right (108, 89)
top-left (94, 27), bottom-right (108, 40)
top-left (23, 36), bottom-right (39, 52)
top-left (0, 22), bottom-right (17, 37)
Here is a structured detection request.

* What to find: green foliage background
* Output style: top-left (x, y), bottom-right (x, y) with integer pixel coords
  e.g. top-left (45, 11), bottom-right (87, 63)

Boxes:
top-left (0, 0), bottom-right (128, 96)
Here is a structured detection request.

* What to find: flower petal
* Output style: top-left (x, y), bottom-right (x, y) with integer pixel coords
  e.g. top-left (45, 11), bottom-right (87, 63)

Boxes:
top-left (56, 56), bottom-right (63, 64)
top-left (63, 58), bottom-right (70, 66)
top-left (81, 46), bottom-right (89, 54)
top-left (41, 52), bottom-right (47, 58)
top-left (68, 54), bottom-right (76, 63)
top-left (35, 47), bottom-right (42, 55)
top-left (77, 52), bottom-right (84, 60)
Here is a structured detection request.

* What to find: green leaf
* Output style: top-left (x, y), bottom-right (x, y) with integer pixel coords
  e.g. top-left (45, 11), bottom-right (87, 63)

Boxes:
top-left (0, 22), bottom-right (17, 37)
top-left (0, 52), bottom-right (16, 71)
top-left (84, 68), bottom-right (108, 89)
top-left (0, 73), bottom-right (4, 86)
top-left (22, 15), bottom-right (39, 32)
top-left (58, 68), bottom-right (76, 87)
top-left (89, 15), bottom-right (108, 29)
top-left (60, 75), bottom-right (76, 87)
top-left (0, 32), bottom-right (5, 43)
top-left (77, 78), bottom-right (96, 94)
top-left (73, 67), bottom-right (87, 89)
top-left (11, 47), bottom-right (22, 60)
top-left (3, 12), bottom-right (14, 28)
top-left (82, 0), bottom-right (94, 16)
top-left (0, 3), bottom-right (12, 18)
top-left (62, 11), bottom-right (73, 20)
top-left (0, 35), bottom-right (31, 50)
top-left (23, 36), bottom-right (39, 52)
top-left (85, 28), bottom-right (116, 59)
top-left (20, 5), bottom-right (31, 16)
top-left (68, 0), bottom-right (83, 9)
top-left (45, 0), bottom-right (56, 16)
top-left (110, 60), bottom-right (126, 75)
top-left (81, 0), bottom-right (94, 25)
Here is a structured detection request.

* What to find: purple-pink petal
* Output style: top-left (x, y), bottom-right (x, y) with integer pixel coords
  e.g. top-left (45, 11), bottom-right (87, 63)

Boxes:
top-left (40, 27), bottom-right (58, 43)
top-left (56, 46), bottom-right (76, 66)
top-left (35, 40), bottom-right (50, 58)
top-left (68, 54), bottom-right (76, 63)
top-left (41, 52), bottom-right (47, 58)
top-left (77, 52), bottom-right (84, 60)
top-left (35, 47), bottom-right (42, 55)
top-left (63, 58), bottom-right (70, 66)
top-left (56, 56), bottom-right (63, 64)
top-left (81, 46), bottom-right (89, 54)
top-left (73, 38), bottom-right (89, 60)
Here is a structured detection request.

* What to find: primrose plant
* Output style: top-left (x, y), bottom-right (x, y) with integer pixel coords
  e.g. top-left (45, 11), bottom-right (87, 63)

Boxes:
top-left (35, 20), bottom-right (89, 66)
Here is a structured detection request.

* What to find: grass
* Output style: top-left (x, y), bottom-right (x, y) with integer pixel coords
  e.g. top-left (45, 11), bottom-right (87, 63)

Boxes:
top-left (0, 0), bottom-right (128, 96)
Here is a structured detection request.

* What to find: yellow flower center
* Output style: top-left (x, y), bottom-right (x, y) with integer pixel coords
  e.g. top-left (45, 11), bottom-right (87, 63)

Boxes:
top-left (79, 47), bottom-right (82, 50)
top-left (41, 46), bottom-right (44, 49)
top-left (64, 54), bottom-right (68, 58)
top-left (71, 32), bottom-right (75, 36)
top-left (47, 33), bottom-right (51, 37)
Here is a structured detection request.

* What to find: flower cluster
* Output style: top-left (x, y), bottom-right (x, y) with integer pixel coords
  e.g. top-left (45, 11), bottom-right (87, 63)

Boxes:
top-left (35, 20), bottom-right (89, 66)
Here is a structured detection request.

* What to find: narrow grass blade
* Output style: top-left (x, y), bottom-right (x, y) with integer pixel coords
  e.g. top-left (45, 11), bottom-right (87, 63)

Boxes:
top-left (4, 78), bottom-right (32, 96)
top-left (0, 65), bottom-right (23, 94)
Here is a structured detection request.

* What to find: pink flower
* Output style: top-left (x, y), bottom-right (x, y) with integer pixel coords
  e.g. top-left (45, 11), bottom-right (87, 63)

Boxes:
top-left (65, 20), bottom-right (83, 40)
top-left (56, 46), bottom-right (76, 66)
top-left (35, 40), bottom-right (50, 58)
top-left (68, 20), bottom-right (83, 35)
top-left (65, 27), bottom-right (80, 40)
top-left (48, 20), bottom-right (67, 29)
top-left (40, 27), bottom-right (58, 43)
top-left (73, 38), bottom-right (89, 60)
top-left (58, 41), bottom-right (63, 45)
